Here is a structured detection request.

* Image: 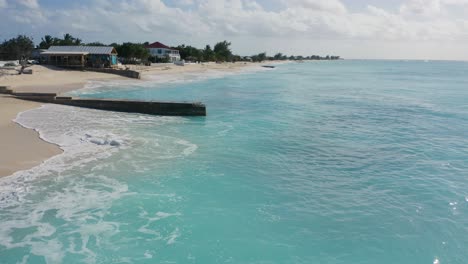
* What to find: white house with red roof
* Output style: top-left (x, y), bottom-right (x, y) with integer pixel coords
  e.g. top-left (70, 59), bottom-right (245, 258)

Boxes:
top-left (145, 42), bottom-right (181, 62)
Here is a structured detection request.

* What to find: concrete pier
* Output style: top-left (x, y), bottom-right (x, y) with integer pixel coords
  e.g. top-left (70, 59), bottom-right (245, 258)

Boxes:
top-left (1, 87), bottom-right (206, 116)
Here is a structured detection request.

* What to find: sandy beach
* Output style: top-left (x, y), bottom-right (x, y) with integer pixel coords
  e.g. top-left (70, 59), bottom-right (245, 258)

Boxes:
top-left (0, 65), bottom-right (127, 177)
top-left (0, 62), bottom-right (260, 92)
top-left (0, 96), bottom-right (62, 177)
top-left (0, 62), bottom-right (262, 177)
top-left (136, 62), bottom-right (259, 78)
top-left (0, 65), bottom-right (125, 93)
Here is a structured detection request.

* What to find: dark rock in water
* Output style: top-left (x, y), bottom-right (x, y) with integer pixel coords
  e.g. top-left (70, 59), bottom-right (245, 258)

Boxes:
top-left (109, 140), bottom-right (121, 147)
top-left (262, 65), bottom-right (275, 69)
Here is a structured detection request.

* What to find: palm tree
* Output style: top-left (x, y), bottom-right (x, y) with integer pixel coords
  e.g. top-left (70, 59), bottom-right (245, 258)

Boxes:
top-left (38, 35), bottom-right (54, 49)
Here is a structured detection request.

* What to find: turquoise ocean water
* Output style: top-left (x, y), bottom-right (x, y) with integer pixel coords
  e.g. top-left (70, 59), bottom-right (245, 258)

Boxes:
top-left (1, 61), bottom-right (468, 263)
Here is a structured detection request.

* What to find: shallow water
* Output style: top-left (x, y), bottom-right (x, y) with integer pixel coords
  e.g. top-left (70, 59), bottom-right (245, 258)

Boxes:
top-left (1, 61), bottom-right (468, 263)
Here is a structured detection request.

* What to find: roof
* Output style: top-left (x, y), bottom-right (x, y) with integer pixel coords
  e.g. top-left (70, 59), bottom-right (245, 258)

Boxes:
top-left (42, 51), bottom-right (90, 55)
top-left (146, 42), bottom-right (176, 50)
top-left (46, 46), bottom-right (117, 55)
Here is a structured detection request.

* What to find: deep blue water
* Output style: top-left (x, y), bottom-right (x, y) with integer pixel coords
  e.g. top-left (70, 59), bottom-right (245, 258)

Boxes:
top-left (1, 60), bottom-right (468, 263)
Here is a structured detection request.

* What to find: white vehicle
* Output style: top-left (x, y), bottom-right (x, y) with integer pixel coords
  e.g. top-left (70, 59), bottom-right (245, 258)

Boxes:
top-left (174, 60), bottom-right (185, 66)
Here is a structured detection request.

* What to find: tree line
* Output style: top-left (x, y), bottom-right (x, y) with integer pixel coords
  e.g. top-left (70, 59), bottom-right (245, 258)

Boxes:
top-left (0, 35), bottom-right (34, 60)
top-left (1, 34), bottom-right (341, 63)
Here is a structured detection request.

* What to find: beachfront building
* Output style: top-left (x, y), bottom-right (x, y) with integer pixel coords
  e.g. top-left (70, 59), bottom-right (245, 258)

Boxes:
top-left (42, 46), bottom-right (118, 68)
top-left (146, 42), bottom-right (180, 62)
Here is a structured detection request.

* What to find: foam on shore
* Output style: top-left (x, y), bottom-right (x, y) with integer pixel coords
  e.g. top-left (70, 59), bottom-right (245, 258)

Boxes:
top-left (0, 104), bottom-right (195, 262)
top-left (0, 104), bottom-right (194, 206)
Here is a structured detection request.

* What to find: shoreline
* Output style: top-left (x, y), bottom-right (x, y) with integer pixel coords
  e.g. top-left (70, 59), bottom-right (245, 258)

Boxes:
top-left (0, 96), bottom-right (62, 177)
top-left (0, 62), bottom-right (270, 178)
top-left (0, 65), bottom-right (127, 178)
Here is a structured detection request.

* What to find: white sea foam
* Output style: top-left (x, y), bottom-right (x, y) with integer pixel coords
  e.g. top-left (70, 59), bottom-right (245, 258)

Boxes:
top-left (137, 208), bottom-right (182, 244)
top-left (0, 104), bottom-right (197, 262)
top-left (0, 105), bottom-right (132, 207)
top-left (175, 139), bottom-right (199, 156)
top-left (0, 104), bottom-right (196, 205)
top-left (166, 227), bottom-right (180, 245)
top-left (0, 171), bottom-right (130, 263)
top-left (144, 250), bottom-right (153, 259)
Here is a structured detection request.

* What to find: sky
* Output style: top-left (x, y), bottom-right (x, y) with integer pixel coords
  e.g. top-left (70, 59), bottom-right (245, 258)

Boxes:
top-left (1, 0), bottom-right (468, 60)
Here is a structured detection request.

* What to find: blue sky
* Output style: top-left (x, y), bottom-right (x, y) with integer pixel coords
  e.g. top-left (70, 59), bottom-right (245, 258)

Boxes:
top-left (1, 0), bottom-right (468, 60)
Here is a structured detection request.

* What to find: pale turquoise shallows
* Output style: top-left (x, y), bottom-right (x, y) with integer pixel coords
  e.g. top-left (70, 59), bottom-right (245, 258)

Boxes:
top-left (1, 61), bottom-right (468, 263)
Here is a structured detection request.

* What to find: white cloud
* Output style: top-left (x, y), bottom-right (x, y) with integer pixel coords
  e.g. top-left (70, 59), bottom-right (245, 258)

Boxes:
top-left (286, 0), bottom-right (347, 13)
top-left (1, 0), bottom-right (468, 59)
top-left (16, 0), bottom-right (39, 9)
top-left (3, 0), bottom-right (467, 42)
top-left (0, 0), bottom-right (7, 9)
top-left (400, 0), bottom-right (468, 16)
top-left (6, 0), bottom-right (46, 25)
top-left (173, 0), bottom-right (194, 6)
top-left (442, 0), bottom-right (468, 5)
top-left (400, 0), bottom-right (441, 16)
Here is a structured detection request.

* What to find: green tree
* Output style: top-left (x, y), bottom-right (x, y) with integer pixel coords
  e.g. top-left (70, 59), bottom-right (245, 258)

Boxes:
top-left (38, 35), bottom-right (55, 49)
top-left (38, 33), bottom-right (82, 48)
top-left (0, 35), bottom-right (34, 60)
top-left (213, 41), bottom-right (232, 62)
top-left (252, 52), bottom-right (267, 62)
top-left (134, 44), bottom-right (150, 61)
top-left (231, 55), bottom-right (241, 62)
top-left (273, 53), bottom-right (284, 60)
top-left (258, 52), bottom-right (267, 62)
top-left (175, 45), bottom-right (203, 61)
top-left (61, 33), bottom-right (81, 45)
top-left (85, 42), bottom-right (107, 46)
top-left (203, 45), bottom-right (215, 61)
top-left (115, 42), bottom-right (149, 63)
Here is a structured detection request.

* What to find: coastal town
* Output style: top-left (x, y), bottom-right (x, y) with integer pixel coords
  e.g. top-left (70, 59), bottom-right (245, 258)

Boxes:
top-left (1, 34), bottom-right (341, 70)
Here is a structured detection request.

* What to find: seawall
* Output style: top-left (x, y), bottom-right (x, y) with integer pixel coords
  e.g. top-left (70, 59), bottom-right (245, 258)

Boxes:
top-left (84, 68), bottom-right (141, 79)
top-left (52, 98), bottom-right (206, 116)
top-left (1, 87), bottom-right (206, 116)
top-left (52, 67), bottom-right (141, 79)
